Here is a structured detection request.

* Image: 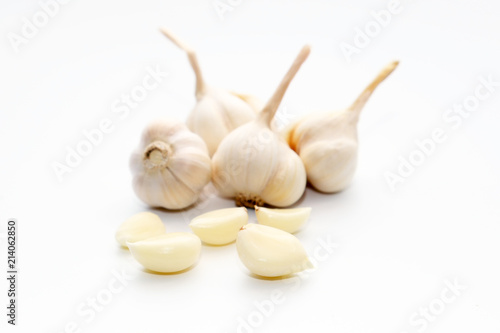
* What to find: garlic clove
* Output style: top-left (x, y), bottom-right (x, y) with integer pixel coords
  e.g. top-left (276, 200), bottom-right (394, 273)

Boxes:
top-left (255, 206), bottom-right (311, 233)
top-left (299, 138), bottom-right (358, 192)
top-left (236, 224), bottom-right (312, 277)
top-left (127, 233), bottom-right (202, 273)
top-left (115, 212), bottom-right (165, 248)
top-left (160, 28), bottom-right (258, 156)
top-left (130, 120), bottom-right (212, 210)
top-left (284, 61), bottom-right (399, 193)
top-left (212, 46), bottom-right (311, 208)
top-left (189, 207), bottom-right (248, 245)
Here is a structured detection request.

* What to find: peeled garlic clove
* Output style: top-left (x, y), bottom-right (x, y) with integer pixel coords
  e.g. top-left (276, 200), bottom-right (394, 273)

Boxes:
top-left (160, 28), bottom-right (257, 156)
top-left (284, 61), bottom-right (399, 193)
top-left (130, 120), bottom-right (211, 210)
top-left (189, 207), bottom-right (248, 245)
top-left (115, 212), bottom-right (166, 248)
top-left (127, 233), bottom-right (201, 273)
top-left (212, 46), bottom-right (310, 208)
top-left (236, 224), bottom-right (312, 277)
top-left (255, 206), bottom-right (311, 233)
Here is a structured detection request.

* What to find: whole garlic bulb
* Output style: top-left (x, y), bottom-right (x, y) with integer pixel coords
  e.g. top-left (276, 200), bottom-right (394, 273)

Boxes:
top-left (160, 28), bottom-right (260, 156)
top-left (212, 45), bottom-right (310, 208)
top-left (130, 120), bottom-right (211, 210)
top-left (284, 61), bottom-right (399, 193)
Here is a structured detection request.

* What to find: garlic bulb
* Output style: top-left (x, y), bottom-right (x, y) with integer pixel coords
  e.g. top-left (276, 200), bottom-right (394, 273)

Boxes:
top-left (127, 233), bottom-right (202, 273)
top-left (212, 45), bottom-right (310, 208)
top-left (160, 28), bottom-right (260, 156)
top-left (255, 206), bottom-right (311, 234)
top-left (284, 61), bottom-right (399, 193)
top-left (189, 207), bottom-right (248, 245)
top-left (236, 224), bottom-right (312, 277)
top-left (115, 212), bottom-right (166, 248)
top-left (130, 120), bottom-right (211, 210)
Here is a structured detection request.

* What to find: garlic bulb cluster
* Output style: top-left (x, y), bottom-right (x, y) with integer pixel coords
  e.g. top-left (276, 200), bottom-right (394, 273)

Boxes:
top-left (236, 224), bottom-right (312, 277)
top-left (211, 45), bottom-right (311, 208)
top-left (160, 28), bottom-right (260, 156)
top-left (130, 120), bottom-right (211, 210)
top-left (284, 61), bottom-right (399, 193)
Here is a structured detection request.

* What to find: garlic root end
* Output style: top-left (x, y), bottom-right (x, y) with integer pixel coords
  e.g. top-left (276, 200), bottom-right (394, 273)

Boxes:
top-left (236, 193), bottom-right (265, 208)
top-left (143, 141), bottom-right (172, 169)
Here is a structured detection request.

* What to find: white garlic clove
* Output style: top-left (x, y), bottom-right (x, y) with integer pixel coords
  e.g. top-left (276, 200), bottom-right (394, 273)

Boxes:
top-left (236, 224), bottom-right (313, 277)
top-left (212, 46), bottom-right (310, 208)
top-left (255, 206), bottom-right (311, 233)
top-left (130, 120), bottom-right (212, 210)
top-left (189, 207), bottom-right (248, 245)
top-left (284, 61), bottom-right (399, 193)
top-left (127, 233), bottom-right (202, 273)
top-left (160, 28), bottom-right (258, 156)
top-left (115, 212), bottom-right (165, 248)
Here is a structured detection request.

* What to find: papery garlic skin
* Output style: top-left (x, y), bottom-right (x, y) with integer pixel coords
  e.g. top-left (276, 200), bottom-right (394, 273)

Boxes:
top-left (115, 212), bottom-right (166, 248)
top-left (285, 111), bottom-right (359, 192)
top-left (189, 207), bottom-right (248, 245)
top-left (127, 233), bottom-right (201, 273)
top-left (187, 86), bottom-right (257, 156)
top-left (285, 61), bottom-right (399, 193)
top-left (255, 206), bottom-right (311, 234)
top-left (130, 120), bottom-right (211, 210)
top-left (230, 92), bottom-right (264, 113)
top-left (236, 224), bottom-right (312, 277)
top-left (212, 46), bottom-right (311, 208)
top-left (160, 28), bottom-right (259, 156)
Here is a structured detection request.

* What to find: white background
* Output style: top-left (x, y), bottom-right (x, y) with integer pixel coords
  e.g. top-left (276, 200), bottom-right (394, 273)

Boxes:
top-left (1, 0), bottom-right (500, 332)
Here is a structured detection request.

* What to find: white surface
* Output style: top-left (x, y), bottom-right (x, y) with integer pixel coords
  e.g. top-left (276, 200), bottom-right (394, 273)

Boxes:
top-left (1, 0), bottom-right (500, 332)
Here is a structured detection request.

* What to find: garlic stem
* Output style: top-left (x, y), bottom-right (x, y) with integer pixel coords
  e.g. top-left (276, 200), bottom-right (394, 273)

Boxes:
top-left (143, 141), bottom-right (171, 169)
top-left (258, 45), bottom-right (311, 126)
top-left (348, 60), bottom-right (399, 121)
top-left (160, 27), bottom-right (206, 98)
